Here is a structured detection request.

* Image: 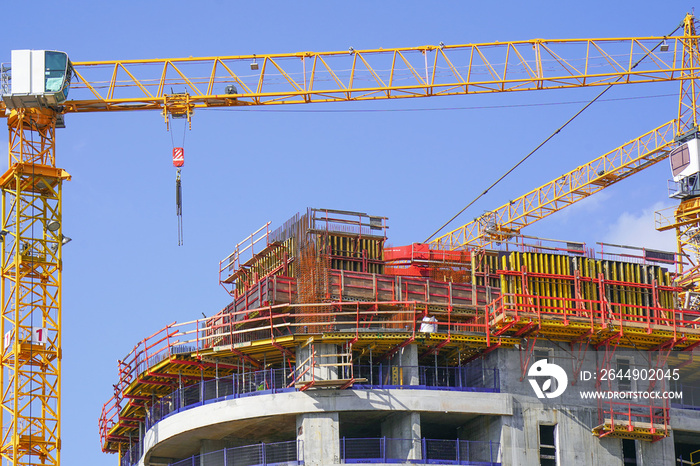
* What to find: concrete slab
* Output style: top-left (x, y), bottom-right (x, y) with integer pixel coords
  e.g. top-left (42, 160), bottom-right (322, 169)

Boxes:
top-left (142, 388), bottom-right (512, 464)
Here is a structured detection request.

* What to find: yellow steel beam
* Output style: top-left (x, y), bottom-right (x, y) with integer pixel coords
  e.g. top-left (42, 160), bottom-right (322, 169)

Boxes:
top-left (691, 448), bottom-right (700, 466)
top-left (0, 36), bottom-right (694, 117)
top-left (430, 120), bottom-right (678, 249)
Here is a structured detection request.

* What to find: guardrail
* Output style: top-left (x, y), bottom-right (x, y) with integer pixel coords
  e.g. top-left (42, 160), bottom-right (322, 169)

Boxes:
top-left (489, 292), bottom-right (700, 338)
top-left (219, 221), bottom-right (272, 285)
top-left (105, 298), bottom-right (490, 402)
top-left (341, 437), bottom-right (500, 464)
top-left (352, 364), bottom-right (499, 392)
top-left (119, 441), bottom-right (140, 466)
top-left (126, 437), bottom-right (499, 466)
top-left (596, 399), bottom-right (669, 438)
top-left (168, 440), bottom-right (302, 466)
top-left (670, 382), bottom-right (700, 410)
top-left (101, 269), bottom-right (497, 451)
top-left (146, 368), bottom-right (294, 430)
top-left (143, 363), bottom-right (498, 432)
top-left (100, 284), bottom-right (699, 451)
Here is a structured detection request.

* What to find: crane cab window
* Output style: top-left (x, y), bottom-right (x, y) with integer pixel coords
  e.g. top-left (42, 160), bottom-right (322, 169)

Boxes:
top-left (44, 51), bottom-right (71, 99)
top-left (671, 144), bottom-right (690, 178)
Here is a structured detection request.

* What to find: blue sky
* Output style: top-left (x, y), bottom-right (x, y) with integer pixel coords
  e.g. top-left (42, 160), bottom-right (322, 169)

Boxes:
top-left (2, 1), bottom-right (697, 464)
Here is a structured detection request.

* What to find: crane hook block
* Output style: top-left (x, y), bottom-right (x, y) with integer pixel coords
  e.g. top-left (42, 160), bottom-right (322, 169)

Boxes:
top-left (173, 147), bottom-right (184, 167)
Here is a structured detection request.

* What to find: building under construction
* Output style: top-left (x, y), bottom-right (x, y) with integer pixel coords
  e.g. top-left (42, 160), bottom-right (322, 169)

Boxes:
top-left (1, 12), bottom-right (700, 466)
top-left (98, 207), bottom-right (700, 466)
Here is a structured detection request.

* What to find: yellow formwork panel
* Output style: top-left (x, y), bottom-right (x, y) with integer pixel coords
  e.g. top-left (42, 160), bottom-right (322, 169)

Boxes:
top-left (497, 252), bottom-right (680, 331)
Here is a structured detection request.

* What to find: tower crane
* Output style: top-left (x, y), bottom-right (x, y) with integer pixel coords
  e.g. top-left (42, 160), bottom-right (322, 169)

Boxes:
top-left (1, 13), bottom-right (699, 466)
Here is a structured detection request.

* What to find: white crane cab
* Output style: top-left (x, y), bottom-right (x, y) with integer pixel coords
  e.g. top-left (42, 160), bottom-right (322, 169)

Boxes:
top-left (669, 137), bottom-right (700, 199)
top-left (2, 50), bottom-right (72, 109)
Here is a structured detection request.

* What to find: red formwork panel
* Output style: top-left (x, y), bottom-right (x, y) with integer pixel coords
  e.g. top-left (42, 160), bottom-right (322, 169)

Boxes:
top-left (384, 265), bottom-right (432, 277)
top-left (217, 269), bottom-right (498, 320)
top-left (327, 270), bottom-right (497, 310)
top-left (223, 275), bottom-right (297, 318)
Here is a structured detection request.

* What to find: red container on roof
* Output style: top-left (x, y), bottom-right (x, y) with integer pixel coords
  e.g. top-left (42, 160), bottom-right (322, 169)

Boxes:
top-left (384, 243), bottom-right (430, 262)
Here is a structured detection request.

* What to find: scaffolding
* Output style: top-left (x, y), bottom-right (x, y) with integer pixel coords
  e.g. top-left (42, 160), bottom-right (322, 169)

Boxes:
top-left (101, 215), bottom-right (700, 456)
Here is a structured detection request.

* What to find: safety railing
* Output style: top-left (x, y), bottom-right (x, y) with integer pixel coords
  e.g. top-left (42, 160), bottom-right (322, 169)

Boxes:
top-left (489, 292), bottom-right (700, 337)
top-left (219, 221), bottom-right (273, 284)
top-left (327, 270), bottom-right (496, 308)
top-left (223, 271), bottom-right (496, 318)
top-left (119, 441), bottom-right (140, 466)
top-left (670, 382), bottom-right (700, 410)
top-left (101, 300), bottom-right (494, 448)
top-left (205, 300), bottom-right (491, 348)
top-left (596, 399), bottom-right (669, 438)
top-left (352, 364), bottom-right (499, 392)
top-left (169, 440), bottom-right (302, 466)
top-left (596, 241), bottom-right (680, 267)
top-left (340, 437), bottom-right (500, 464)
top-left (144, 363), bottom-right (497, 432)
top-left (145, 368), bottom-right (294, 429)
top-left (309, 207), bottom-right (388, 238)
top-left (99, 393), bottom-right (121, 451)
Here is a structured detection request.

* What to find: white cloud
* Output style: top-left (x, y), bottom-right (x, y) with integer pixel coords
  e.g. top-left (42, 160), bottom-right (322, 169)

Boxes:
top-left (603, 201), bottom-right (677, 252)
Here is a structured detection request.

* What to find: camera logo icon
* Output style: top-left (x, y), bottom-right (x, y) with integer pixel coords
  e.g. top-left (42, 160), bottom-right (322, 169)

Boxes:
top-left (528, 359), bottom-right (568, 399)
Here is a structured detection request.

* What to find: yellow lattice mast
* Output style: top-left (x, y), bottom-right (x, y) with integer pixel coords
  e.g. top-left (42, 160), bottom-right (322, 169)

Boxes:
top-left (0, 107), bottom-right (69, 466)
top-left (0, 50), bottom-right (71, 466)
top-left (666, 14), bottom-right (700, 294)
top-left (677, 13), bottom-right (700, 135)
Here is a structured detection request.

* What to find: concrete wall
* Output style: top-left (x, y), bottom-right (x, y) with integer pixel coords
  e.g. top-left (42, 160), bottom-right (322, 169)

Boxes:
top-left (500, 399), bottom-right (627, 465)
top-left (459, 415), bottom-right (502, 463)
top-left (638, 430), bottom-right (676, 466)
top-left (484, 343), bottom-right (681, 465)
top-left (381, 412), bottom-right (421, 460)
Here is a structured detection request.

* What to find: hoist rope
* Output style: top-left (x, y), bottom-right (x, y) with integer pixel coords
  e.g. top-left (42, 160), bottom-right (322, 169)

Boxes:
top-left (423, 20), bottom-right (685, 244)
top-left (168, 114), bottom-right (186, 246)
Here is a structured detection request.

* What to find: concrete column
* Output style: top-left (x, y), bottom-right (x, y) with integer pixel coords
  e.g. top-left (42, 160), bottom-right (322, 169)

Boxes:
top-left (297, 412), bottom-right (340, 465)
top-left (296, 343), bottom-right (338, 383)
top-left (390, 343), bottom-right (419, 386)
top-left (638, 431), bottom-right (675, 466)
top-left (200, 439), bottom-right (227, 466)
top-left (381, 412), bottom-right (422, 461)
